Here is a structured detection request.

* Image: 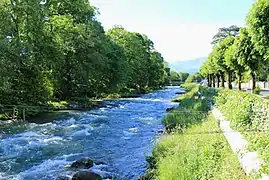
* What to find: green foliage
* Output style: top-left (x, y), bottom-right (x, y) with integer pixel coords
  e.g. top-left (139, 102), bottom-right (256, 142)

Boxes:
top-left (213, 36), bottom-right (235, 73)
top-left (225, 38), bottom-right (246, 78)
top-left (247, 0), bottom-right (269, 59)
top-left (185, 73), bottom-right (203, 83)
top-left (178, 72), bottom-right (190, 82)
top-left (0, 1), bottom-right (166, 108)
top-left (254, 86), bottom-right (261, 95)
top-left (107, 27), bottom-right (166, 90)
top-left (169, 70), bottom-right (180, 81)
top-left (236, 28), bottom-right (262, 75)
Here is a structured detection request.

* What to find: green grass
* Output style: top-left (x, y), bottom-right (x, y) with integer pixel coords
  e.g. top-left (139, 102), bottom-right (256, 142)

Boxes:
top-left (146, 83), bottom-right (247, 180)
top-left (150, 114), bottom-right (247, 180)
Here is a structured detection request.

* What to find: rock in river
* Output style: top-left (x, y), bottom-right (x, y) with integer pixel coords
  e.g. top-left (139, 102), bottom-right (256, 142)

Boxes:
top-left (175, 91), bottom-right (185, 94)
top-left (72, 171), bottom-right (102, 180)
top-left (166, 107), bottom-right (175, 112)
top-left (71, 158), bottom-right (94, 169)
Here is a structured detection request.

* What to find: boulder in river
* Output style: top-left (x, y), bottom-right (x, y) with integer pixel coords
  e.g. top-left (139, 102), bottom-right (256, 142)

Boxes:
top-left (72, 171), bottom-right (102, 180)
top-left (166, 107), bottom-right (175, 112)
top-left (175, 91), bottom-right (185, 95)
top-left (157, 129), bottom-right (164, 134)
top-left (71, 158), bottom-right (94, 169)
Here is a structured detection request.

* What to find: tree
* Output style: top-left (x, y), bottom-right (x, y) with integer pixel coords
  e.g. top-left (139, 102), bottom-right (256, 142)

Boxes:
top-left (169, 71), bottom-right (180, 81)
top-left (107, 27), bottom-right (166, 91)
top-left (213, 36), bottom-right (235, 89)
top-left (224, 38), bottom-right (246, 90)
top-left (185, 73), bottom-right (203, 83)
top-left (200, 60), bottom-right (216, 87)
top-left (211, 25), bottom-right (240, 45)
top-left (0, 0), bottom-right (167, 108)
top-left (207, 51), bottom-right (224, 88)
top-left (247, 0), bottom-right (269, 60)
top-left (234, 28), bottom-right (263, 92)
top-left (148, 51), bottom-right (166, 87)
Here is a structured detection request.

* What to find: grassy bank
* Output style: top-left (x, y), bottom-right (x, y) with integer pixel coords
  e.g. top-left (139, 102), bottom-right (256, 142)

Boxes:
top-left (146, 84), bottom-right (247, 179)
top-left (215, 89), bottom-right (269, 174)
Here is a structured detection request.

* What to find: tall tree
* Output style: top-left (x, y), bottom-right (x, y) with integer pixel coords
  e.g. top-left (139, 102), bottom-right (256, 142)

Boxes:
top-left (247, 0), bottom-right (269, 60)
top-left (211, 25), bottom-right (240, 45)
top-left (224, 38), bottom-right (246, 90)
top-left (234, 28), bottom-right (263, 92)
top-left (213, 36), bottom-right (235, 89)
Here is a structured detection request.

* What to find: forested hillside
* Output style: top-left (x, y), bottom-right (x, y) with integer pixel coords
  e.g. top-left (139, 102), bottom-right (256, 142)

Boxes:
top-left (0, 0), bottom-right (168, 106)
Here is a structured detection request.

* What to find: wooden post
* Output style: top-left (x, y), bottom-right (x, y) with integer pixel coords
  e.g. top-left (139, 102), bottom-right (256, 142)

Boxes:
top-left (23, 108), bottom-right (26, 121)
top-left (12, 107), bottom-right (15, 120)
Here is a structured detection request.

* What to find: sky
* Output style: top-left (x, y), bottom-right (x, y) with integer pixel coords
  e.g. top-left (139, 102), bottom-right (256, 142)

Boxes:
top-left (90, 0), bottom-right (254, 62)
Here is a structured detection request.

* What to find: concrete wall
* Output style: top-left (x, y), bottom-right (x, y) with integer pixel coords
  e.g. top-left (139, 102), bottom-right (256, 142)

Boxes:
top-left (232, 81), bottom-right (269, 90)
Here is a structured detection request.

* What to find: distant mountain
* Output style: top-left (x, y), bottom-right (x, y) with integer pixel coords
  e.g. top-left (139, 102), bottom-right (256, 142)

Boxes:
top-left (169, 57), bottom-right (207, 74)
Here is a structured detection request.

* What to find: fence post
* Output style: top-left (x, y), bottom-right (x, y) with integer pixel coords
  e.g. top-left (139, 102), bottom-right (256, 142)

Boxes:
top-left (23, 108), bottom-right (26, 121)
top-left (12, 107), bottom-right (15, 119)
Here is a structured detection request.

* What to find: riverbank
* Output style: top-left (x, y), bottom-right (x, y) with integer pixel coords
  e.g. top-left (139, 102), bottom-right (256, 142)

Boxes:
top-left (146, 84), bottom-right (247, 179)
top-left (0, 87), bottom-right (161, 123)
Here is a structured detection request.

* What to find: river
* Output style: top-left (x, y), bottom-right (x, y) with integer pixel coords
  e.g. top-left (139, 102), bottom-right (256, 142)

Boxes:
top-left (0, 86), bottom-right (181, 180)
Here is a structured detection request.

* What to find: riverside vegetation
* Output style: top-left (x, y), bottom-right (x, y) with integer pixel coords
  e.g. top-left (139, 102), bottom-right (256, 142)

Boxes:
top-left (146, 84), bottom-right (248, 180)
top-left (215, 89), bottom-right (269, 175)
top-left (0, 0), bottom-right (170, 119)
top-left (148, 83), bottom-right (269, 179)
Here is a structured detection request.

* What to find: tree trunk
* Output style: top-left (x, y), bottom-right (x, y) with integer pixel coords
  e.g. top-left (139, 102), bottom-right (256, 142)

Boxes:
top-left (216, 74), bottom-right (220, 88)
top-left (220, 73), bottom-right (225, 88)
top-left (208, 75), bottom-right (211, 87)
top-left (212, 75), bottom-right (216, 88)
top-left (251, 72), bottom-right (256, 93)
top-left (238, 74), bottom-right (242, 91)
top-left (227, 71), bottom-right (232, 89)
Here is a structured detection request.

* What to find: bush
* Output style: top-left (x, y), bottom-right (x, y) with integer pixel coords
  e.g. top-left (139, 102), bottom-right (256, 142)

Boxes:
top-left (254, 86), bottom-right (261, 95)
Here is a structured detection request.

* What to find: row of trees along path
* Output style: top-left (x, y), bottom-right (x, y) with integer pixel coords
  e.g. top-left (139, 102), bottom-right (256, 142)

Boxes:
top-left (201, 0), bottom-right (269, 93)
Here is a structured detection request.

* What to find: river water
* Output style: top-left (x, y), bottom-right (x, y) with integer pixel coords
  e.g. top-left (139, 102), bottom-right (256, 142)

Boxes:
top-left (0, 86), bottom-right (181, 180)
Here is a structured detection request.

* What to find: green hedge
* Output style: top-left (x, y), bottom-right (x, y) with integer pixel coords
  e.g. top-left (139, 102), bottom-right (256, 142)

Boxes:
top-left (215, 89), bottom-right (269, 174)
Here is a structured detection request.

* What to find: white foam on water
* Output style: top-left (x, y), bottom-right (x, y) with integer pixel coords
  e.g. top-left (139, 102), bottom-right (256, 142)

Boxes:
top-left (68, 124), bottom-right (78, 128)
top-left (1, 131), bottom-right (64, 157)
top-left (128, 128), bottom-right (138, 133)
top-left (71, 129), bottom-right (91, 137)
top-left (138, 117), bottom-right (155, 121)
top-left (123, 131), bottom-right (133, 136)
top-left (0, 172), bottom-right (18, 180)
top-left (17, 159), bottom-right (68, 180)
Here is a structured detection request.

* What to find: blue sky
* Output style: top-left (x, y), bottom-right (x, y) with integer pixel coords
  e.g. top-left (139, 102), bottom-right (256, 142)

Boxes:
top-left (90, 0), bottom-right (254, 62)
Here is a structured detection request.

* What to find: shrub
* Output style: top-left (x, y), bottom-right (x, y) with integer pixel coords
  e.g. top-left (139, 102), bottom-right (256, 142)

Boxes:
top-left (215, 88), bottom-right (269, 174)
top-left (254, 86), bottom-right (261, 95)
